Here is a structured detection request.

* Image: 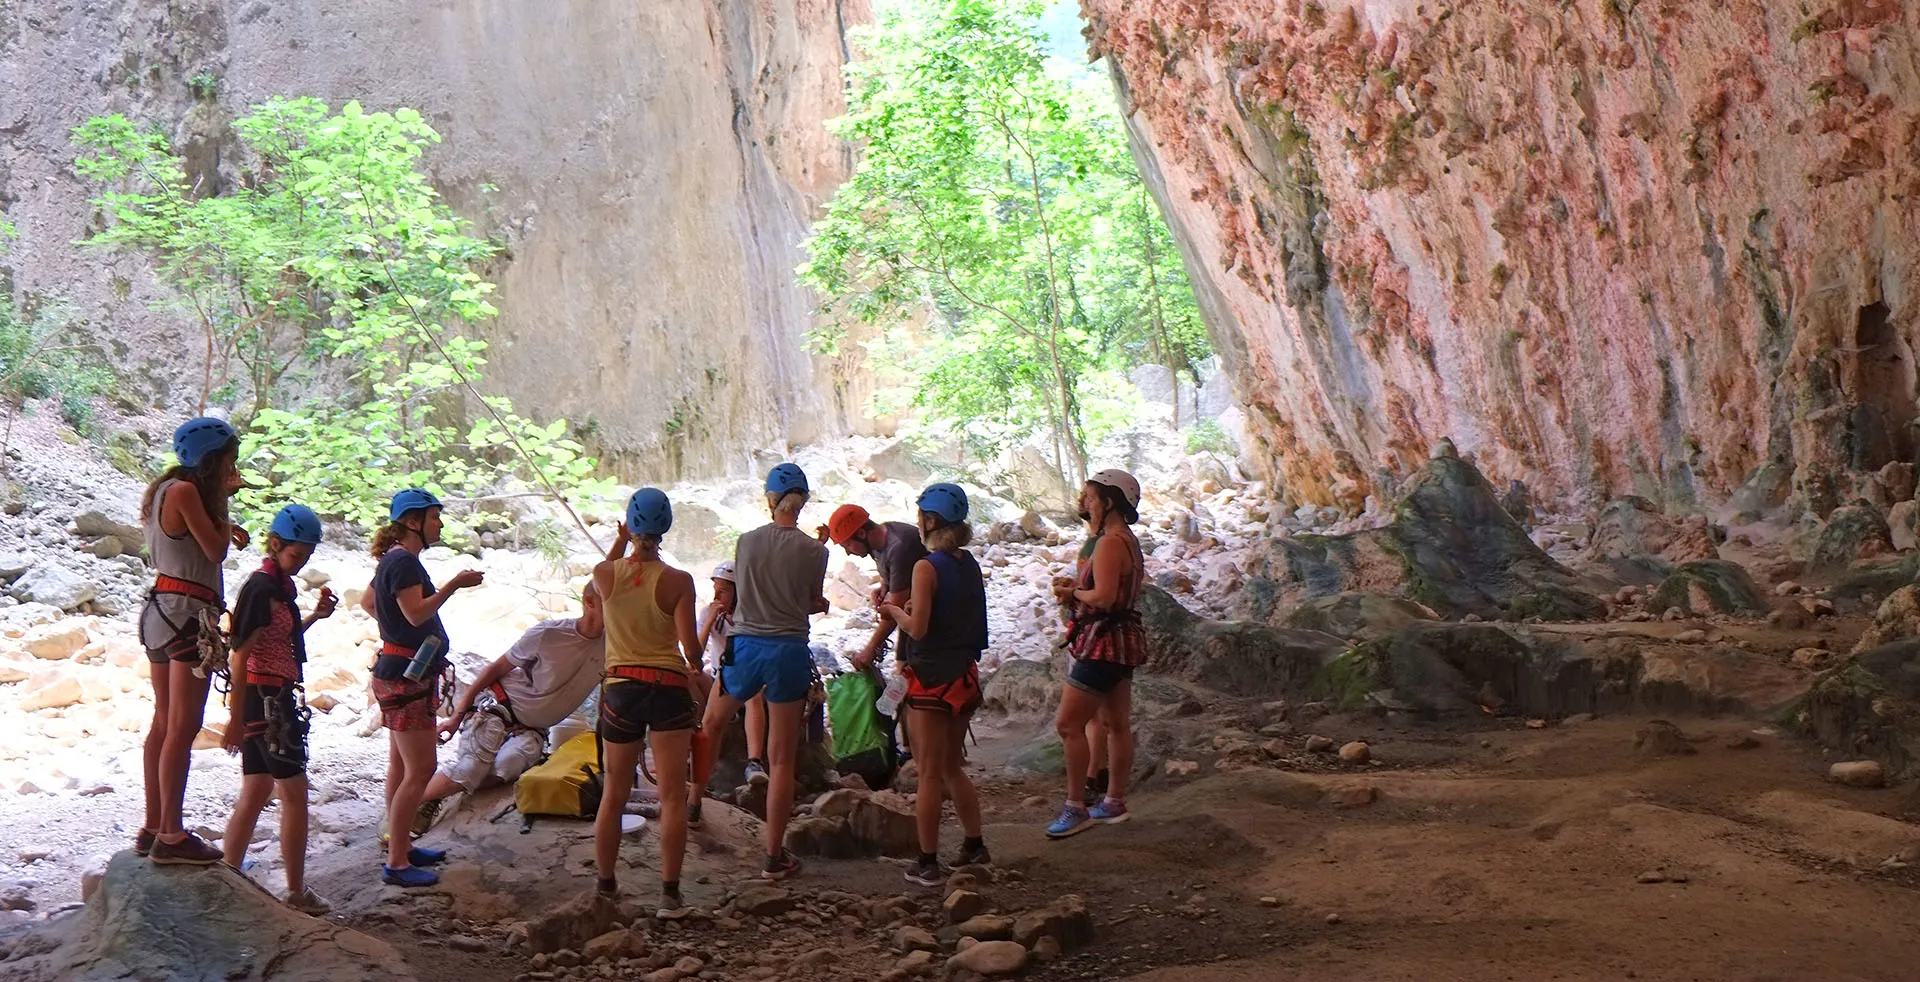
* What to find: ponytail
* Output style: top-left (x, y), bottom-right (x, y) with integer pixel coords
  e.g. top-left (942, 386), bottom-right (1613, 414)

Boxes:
top-left (369, 523), bottom-right (408, 557)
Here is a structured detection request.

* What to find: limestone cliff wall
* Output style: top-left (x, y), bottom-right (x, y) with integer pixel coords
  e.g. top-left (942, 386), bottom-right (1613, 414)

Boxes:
top-left (1085, 0), bottom-right (1920, 513)
top-left (0, 0), bottom-right (872, 480)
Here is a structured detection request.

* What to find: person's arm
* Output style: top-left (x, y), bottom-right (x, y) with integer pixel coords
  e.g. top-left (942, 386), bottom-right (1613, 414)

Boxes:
top-left (395, 568), bottom-right (484, 627)
top-left (440, 654), bottom-right (516, 738)
top-left (163, 480), bottom-right (232, 564)
top-left (879, 559), bottom-right (937, 642)
top-left (670, 571), bottom-right (712, 702)
top-left (1074, 534), bottom-right (1128, 611)
top-left (697, 604), bottom-right (720, 653)
top-left (604, 523), bottom-right (631, 562)
top-left (303, 587), bottom-right (338, 629)
top-left (809, 549), bottom-right (831, 615)
top-left (359, 580), bottom-right (378, 617)
top-left (853, 587), bottom-right (911, 669)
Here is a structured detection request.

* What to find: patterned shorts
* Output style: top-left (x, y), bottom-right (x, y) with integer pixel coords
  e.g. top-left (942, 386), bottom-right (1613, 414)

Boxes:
top-left (371, 676), bottom-right (437, 732)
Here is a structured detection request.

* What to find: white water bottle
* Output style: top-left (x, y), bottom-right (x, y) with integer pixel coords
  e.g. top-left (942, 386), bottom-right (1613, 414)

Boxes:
top-left (876, 673), bottom-right (907, 718)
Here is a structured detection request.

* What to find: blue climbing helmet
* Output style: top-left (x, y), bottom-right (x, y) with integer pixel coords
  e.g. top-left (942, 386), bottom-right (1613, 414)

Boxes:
top-left (765, 462), bottom-right (809, 495)
top-left (270, 504), bottom-right (324, 545)
top-left (626, 487), bottom-right (673, 537)
top-left (917, 482), bottom-right (969, 525)
top-left (172, 417), bottom-right (237, 469)
top-left (389, 488), bottom-right (443, 523)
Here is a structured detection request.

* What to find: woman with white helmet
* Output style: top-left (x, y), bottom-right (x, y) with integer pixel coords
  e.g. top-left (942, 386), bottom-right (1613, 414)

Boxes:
top-left (1047, 468), bottom-right (1147, 839)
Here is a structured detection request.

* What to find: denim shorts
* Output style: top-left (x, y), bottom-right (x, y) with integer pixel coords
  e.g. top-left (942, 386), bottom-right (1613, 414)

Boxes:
top-left (1067, 658), bottom-right (1135, 695)
top-left (721, 635), bottom-right (813, 704)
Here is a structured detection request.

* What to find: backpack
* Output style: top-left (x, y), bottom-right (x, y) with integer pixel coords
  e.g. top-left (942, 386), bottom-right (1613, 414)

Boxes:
top-left (515, 730), bottom-right (604, 818)
top-left (826, 668), bottom-right (897, 790)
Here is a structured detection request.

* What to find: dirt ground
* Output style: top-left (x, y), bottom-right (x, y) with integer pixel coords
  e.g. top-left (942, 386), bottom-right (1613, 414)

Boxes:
top-left (286, 705), bottom-right (1920, 982)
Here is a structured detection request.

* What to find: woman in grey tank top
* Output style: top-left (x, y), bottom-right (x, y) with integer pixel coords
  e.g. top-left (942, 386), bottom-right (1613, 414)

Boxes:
top-left (135, 417), bottom-right (248, 866)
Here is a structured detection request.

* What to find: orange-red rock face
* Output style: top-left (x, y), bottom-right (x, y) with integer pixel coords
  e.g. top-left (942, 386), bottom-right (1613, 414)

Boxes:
top-left (1084, 0), bottom-right (1920, 512)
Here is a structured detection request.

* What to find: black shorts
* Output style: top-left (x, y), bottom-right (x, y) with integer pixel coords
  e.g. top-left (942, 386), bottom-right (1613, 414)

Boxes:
top-left (1067, 658), bottom-right (1135, 695)
top-left (240, 684), bottom-right (308, 780)
top-left (599, 678), bottom-right (698, 745)
top-left (143, 611), bottom-right (202, 665)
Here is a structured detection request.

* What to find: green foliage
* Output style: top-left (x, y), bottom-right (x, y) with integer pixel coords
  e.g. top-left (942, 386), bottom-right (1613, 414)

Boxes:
top-left (0, 295), bottom-right (116, 435)
top-left (1183, 419), bottom-right (1234, 456)
top-left (800, 0), bottom-right (1206, 480)
top-left (187, 71), bottom-right (219, 101)
top-left (74, 98), bottom-right (610, 531)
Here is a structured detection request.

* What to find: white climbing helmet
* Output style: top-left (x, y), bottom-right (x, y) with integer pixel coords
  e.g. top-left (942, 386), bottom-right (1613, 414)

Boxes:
top-left (1087, 468), bottom-right (1142, 519)
top-left (710, 561), bottom-right (735, 583)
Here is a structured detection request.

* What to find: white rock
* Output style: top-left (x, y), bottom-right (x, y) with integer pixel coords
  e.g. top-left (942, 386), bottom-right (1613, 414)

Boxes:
top-left (9, 566), bottom-right (97, 610)
top-left (23, 624), bottom-right (89, 660)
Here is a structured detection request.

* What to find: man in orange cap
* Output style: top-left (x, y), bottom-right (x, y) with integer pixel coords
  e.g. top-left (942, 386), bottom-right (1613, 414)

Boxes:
top-left (823, 503), bottom-right (928, 671)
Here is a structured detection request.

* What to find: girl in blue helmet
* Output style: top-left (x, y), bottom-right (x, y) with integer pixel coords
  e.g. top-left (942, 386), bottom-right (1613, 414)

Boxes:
top-left (878, 483), bottom-right (990, 886)
top-left (135, 417), bottom-right (247, 866)
top-left (219, 504), bottom-right (338, 914)
top-left (360, 488), bottom-right (484, 887)
top-left (591, 488), bottom-right (711, 917)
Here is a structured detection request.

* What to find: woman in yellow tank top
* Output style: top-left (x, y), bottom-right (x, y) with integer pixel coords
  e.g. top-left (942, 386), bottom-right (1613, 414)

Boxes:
top-left (590, 488), bottom-right (710, 918)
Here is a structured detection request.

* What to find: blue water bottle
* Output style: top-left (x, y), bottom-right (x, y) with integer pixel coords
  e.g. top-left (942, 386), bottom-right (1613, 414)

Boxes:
top-left (403, 636), bottom-right (445, 682)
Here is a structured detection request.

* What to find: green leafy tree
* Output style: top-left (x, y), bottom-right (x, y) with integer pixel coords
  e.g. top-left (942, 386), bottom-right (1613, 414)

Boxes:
top-left (73, 99), bottom-right (609, 531)
top-left (801, 0), bottom-right (1205, 481)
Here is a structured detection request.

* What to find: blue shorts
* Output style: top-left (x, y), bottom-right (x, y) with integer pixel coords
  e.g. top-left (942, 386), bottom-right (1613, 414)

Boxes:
top-left (722, 635), bottom-right (813, 704)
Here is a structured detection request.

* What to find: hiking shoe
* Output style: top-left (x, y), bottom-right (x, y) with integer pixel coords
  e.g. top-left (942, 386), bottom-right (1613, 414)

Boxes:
top-left (410, 799), bottom-right (442, 837)
top-left (408, 845), bottom-right (448, 867)
top-left (745, 759), bottom-right (769, 787)
top-left (687, 800), bottom-right (703, 829)
top-left (955, 841), bottom-right (992, 868)
top-left (286, 887), bottom-right (333, 916)
top-left (1045, 804), bottom-right (1093, 839)
top-left (657, 887), bottom-right (693, 920)
top-left (761, 851), bottom-right (802, 881)
top-left (1090, 797), bottom-right (1131, 825)
top-left (133, 828), bottom-right (157, 857)
top-left (596, 877), bottom-right (618, 898)
top-left (149, 832), bottom-right (223, 865)
top-left (904, 858), bottom-right (946, 888)
top-left (381, 864), bottom-right (439, 888)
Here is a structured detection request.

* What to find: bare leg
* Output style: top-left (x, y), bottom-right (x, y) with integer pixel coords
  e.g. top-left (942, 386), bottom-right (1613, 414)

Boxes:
top-left (385, 729), bottom-right (436, 869)
top-left (158, 660), bottom-right (211, 837)
top-left (947, 707), bottom-right (983, 838)
top-left (691, 690), bottom-right (743, 810)
top-left (594, 739), bottom-right (642, 885)
top-left (745, 695), bottom-right (768, 761)
top-left (649, 729), bottom-right (694, 884)
top-left (223, 774), bottom-right (273, 870)
top-left (383, 738), bottom-right (402, 834)
top-left (1102, 681), bottom-right (1134, 801)
top-left (278, 775), bottom-right (310, 896)
top-left (761, 699), bottom-right (806, 859)
top-left (142, 664), bottom-right (172, 835)
top-left (1054, 687), bottom-right (1102, 806)
top-left (906, 708), bottom-right (947, 855)
top-left (1086, 717), bottom-right (1109, 781)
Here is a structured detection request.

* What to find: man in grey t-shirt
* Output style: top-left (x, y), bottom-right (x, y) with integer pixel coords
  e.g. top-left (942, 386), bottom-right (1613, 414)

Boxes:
top-left (409, 585), bottom-right (606, 832)
top-left (695, 463), bottom-right (828, 881)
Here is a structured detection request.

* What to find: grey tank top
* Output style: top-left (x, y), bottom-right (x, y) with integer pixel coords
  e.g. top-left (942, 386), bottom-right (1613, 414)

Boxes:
top-left (145, 478), bottom-right (222, 593)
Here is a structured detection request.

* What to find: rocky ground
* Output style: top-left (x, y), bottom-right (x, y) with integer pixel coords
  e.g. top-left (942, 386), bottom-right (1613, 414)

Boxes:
top-left (3, 408), bottom-right (1920, 980)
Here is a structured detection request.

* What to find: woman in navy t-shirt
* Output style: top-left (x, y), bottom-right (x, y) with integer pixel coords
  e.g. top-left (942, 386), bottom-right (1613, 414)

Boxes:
top-left (359, 489), bottom-right (483, 887)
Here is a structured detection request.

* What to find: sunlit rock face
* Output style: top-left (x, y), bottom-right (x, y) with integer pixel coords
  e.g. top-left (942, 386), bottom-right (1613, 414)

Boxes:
top-left (0, 0), bottom-right (875, 480)
top-left (1085, 0), bottom-right (1920, 513)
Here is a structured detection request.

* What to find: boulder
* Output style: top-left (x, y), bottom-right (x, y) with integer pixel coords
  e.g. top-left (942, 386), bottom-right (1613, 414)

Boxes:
top-left (1588, 497), bottom-right (1717, 563)
top-left (1854, 586), bottom-right (1920, 654)
top-left (519, 892), bottom-right (622, 954)
top-left (1011, 894), bottom-right (1093, 951)
top-left (1829, 760), bottom-right (1887, 789)
top-left (1321, 623), bottom-right (1656, 717)
top-left (1646, 561), bottom-right (1767, 617)
top-left (9, 565), bottom-right (97, 611)
top-left (1138, 585), bottom-right (1346, 698)
top-left (23, 624), bottom-right (89, 660)
top-left (663, 502), bottom-right (730, 565)
top-left (867, 440), bottom-right (933, 485)
top-left (73, 509), bottom-right (144, 543)
top-left (1798, 640), bottom-right (1920, 780)
top-left (0, 551), bottom-right (32, 580)
top-left (980, 658), bottom-right (1062, 716)
top-left (1500, 481), bottom-right (1534, 526)
top-left (956, 914), bottom-right (1015, 941)
top-left (731, 886), bottom-right (797, 918)
top-left (1256, 455), bottom-right (1604, 621)
top-left (1880, 462), bottom-right (1917, 505)
top-left (1634, 720), bottom-right (1696, 757)
top-left (1891, 501), bottom-right (1920, 552)
top-left (1282, 592), bottom-right (1436, 640)
top-left (1809, 504), bottom-right (1895, 577)
top-left (947, 940), bottom-right (1029, 977)
top-left (943, 890), bottom-right (987, 924)
top-left (782, 816), bottom-right (867, 860)
top-left (1726, 460), bottom-right (1793, 522)
top-left (802, 789), bottom-right (919, 858)
top-left (6, 851), bottom-right (416, 981)
top-left (1007, 447), bottom-right (1075, 513)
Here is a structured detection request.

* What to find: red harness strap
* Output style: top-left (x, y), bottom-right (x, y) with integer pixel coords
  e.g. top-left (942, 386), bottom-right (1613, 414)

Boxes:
top-left (153, 575), bottom-right (219, 603)
top-left (246, 671), bottom-right (292, 688)
top-left (379, 641), bottom-right (416, 657)
top-left (608, 665), bottom-right (688, 688)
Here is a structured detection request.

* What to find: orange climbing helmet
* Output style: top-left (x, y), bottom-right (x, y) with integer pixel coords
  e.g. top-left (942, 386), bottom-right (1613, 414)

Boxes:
top-left (826, 504), bottom-right (871, 546)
